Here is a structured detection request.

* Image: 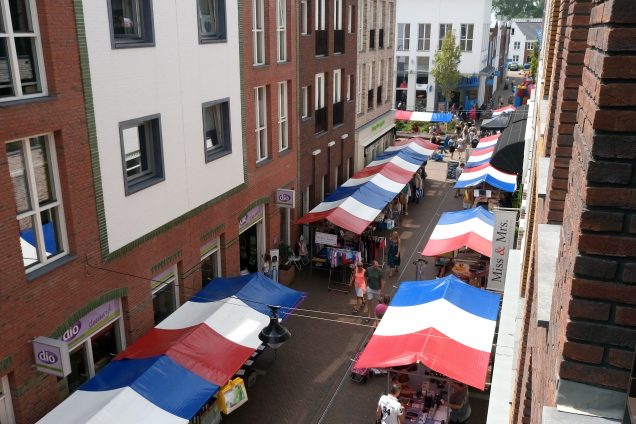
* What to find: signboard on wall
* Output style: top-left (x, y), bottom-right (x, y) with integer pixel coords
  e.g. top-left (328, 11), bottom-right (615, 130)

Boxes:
top-left (239, 205), bottom-right (264, 234)
top-left (315, 231), bottom-right (338, 246)
top-left (33, 337), bottom-right (71, 377)
top-left (58, 299), bottom-right (121, 350)
top-left (487, 210), bottom-right (518, 292)
top-left (275, 189), bottom-right (295, 208)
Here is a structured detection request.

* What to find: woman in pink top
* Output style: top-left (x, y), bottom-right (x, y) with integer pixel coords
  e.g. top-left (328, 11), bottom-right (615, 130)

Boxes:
top-left (350, 262), bottom-right (367, 314)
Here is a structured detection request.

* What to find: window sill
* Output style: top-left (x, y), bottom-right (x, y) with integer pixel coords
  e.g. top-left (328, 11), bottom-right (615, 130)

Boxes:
top-left (314, 130), bottom-right (327, 137)
top-left (315, 54), bottom-right (329, 59)
top-left (205, 148), bottom-right (232, 163)
top-left (301, 116), bottom-right (311, 122)
top-left (27, 254), bottom-right (76, 282)
top-left (125, 175), bottom-right (165, 196)
top-left (256, 157), bottom-right (272, 168)
top-left (278, 148), bottom-right (293, 158)
top-left (199, 36), bottom-right (228, 45)
top-left (0, 94), bottom-right (54, 108)
top-left (112, 40), bottom-right (156, 49)
top-left (333, 122), bottom-right (344, 129)
top-left (253, 63), bottom-right (268, 69)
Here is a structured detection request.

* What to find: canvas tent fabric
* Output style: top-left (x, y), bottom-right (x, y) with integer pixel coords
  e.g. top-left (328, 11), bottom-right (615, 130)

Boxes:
top-left (355, 275), bottom-right (501, 390)
top-left (39, 273), bottom-right (305, 424)
top-left (422, 207), bottom-right (495, 257)
top-left (394, 110), bottom-right (453, 123)
top-left (296, 138), bottom-right (437, 234)
top-left (466, 146), bottom-right (495, 168)
top-left (490, 105), bottom-right (529, 175)
top-left (480, 113), bottom-right (511, 130)
top-left (491, 105), bottom-right (515, 116)
top-left (475, 133), bottom-right (501, 149)
top-left (454, 162), bottom-right (517, 192)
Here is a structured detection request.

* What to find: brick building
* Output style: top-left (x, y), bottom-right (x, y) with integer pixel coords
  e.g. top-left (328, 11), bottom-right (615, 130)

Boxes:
top-left (0, 0), bottom-right (297, 422)
top-left (487, 0), bottom-right (636, 422)
top-left (297, 0), bottom-right (358, 218)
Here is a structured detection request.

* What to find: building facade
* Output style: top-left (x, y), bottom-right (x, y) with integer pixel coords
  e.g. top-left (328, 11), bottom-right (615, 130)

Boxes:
top-left (353, 0), bottom-right (396, 171)
top-left (298, 0), bottom-right (357, 219)
top-left (506, 19), bottom-right (542, 66)
top-left (394, 0), bottom-right (492, 112)
top-left (1, 0), bottom-right (298, 421)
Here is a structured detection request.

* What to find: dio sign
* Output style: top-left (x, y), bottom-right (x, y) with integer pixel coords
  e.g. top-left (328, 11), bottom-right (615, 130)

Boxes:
top-left (276, 188), bottom-right (295, 208)
top-left (33, 336), bottom-right (71, 377)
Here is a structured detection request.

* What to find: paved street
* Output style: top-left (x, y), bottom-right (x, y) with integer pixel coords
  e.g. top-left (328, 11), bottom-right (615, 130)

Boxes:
top-left (226, 159), bottom-right (489, 424)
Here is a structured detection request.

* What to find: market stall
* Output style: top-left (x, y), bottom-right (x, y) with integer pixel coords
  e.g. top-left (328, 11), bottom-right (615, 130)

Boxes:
top-left (454, 162), bottom-right (517, 192)
top-left (491, 105), bottom-right (515, 116)
top-left (475, 133), bottom-right (501, 149)
top-left (465, 145), bottom-right (495, 168)
top-left (394, 110), bottom-right (453, 123)
top-left (490, 105), bottom-right (529, 175)
top-left (39, 273), bottom-right (305, 424)
top-left (480, 112), bottom-right (511, 131)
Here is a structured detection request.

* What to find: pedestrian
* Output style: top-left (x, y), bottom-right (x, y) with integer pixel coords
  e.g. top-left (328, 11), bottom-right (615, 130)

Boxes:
top-left (449, 135), bottom-right (457, 159)
top-left (262, 254), bottom-right (272, 278)
top-left (365, 260), bottom-right (385, 323)
top-left (449, 381), bottom-right (471, 424)
top-left (349, 262), bottom-right (366, 314)
top-left (412, 172), bottom-right (423, 204)
top-left (399, 187), bottom-right (409, 216)
top-left (387, 230), bottom-right (401, 277)
top-left (469, 105), bottom-right (477, 122)
top-left (377, 384), bottom-right (405, 424)
top-left (456, 137), bottom-right (467, 161)
top-left (375, 295), bottom-right (391, 319)
top-left (463, 187), bottom-right (474, 209)
top-left (454, 163), bottom-right (465, 197)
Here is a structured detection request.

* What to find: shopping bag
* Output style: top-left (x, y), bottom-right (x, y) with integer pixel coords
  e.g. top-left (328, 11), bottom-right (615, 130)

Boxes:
top-left (216, 377), bottom-right (248, 414)
top-left (385, 219), bottom-right (394, 230)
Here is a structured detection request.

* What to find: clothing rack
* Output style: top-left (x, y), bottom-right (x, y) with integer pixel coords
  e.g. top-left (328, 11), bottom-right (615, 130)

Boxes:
top-left (324, 247), bottom-right (361, 294)
top-left (358, 235), bottom-right (386, 267)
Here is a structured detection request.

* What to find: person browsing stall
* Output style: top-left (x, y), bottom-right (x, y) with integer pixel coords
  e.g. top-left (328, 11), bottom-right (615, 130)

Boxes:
top-left (365, 260), bottom-right (385, 323)
top-left (349, 262), bottom-right (367, 314)
top-left (377, 384), bottom-right (405, 424)
top-left (387, 230), bottom-right (401, 277)
top-left (449, 381), bottom-right (471, 424)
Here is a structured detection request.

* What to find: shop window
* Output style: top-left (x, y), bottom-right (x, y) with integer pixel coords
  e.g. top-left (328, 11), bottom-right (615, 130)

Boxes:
top-left (152, 275), bottom-right (178, 325)
top-left (0, 0), bottom-right (46, 101)
top-left (67, 344), bottom-right (89, 394)
top-left (119, 114), bottom-right (165, 195)
top-left (201, 249), bottom-right (220, 287)
top-left (91, 323), bottom-right (120, 375)
top-left (202, 99), bottom-right (232, 162)
top-left (6, 135), bottom-right (67, 271)
top-left (108, 0), bottom-right (155, 48)
top-left (0, 375), bottom-right (15, 424)
top-left (198, 0), bottom-right (226, 43)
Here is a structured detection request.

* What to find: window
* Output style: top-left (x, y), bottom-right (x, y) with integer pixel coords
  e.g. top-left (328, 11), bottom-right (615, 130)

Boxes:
top-left (0, 0), bottom-right (46, 100)
top-left (315, 73), bottom-right (325, 109)
top-left (397, 23), bottom-right (410, 51)
top-left (276, 0), bottom-right (286, 61)
top-left (198, 0), bottom-right (226, 42)
top-left (460, 24), bottom-right (473, 52)
top-left (418, 23), bottom-right (431, 51)
top-left (377, 1), bottom-right (383, 29)
top-left (255, 86), bottom-right (268, 161)
top-left (358, 0), bottom-right (364, 52)
top-left (108, 0), bottom-right (154, 47)
top-left (300, 0), bottom-right (308, 34)
top-left (252, 0), bottom-right (265, 65)
top-left (334, 0), bottom-right (342, 30)
top-left (320, 175), bottom-right (325, 201)
top-left (416, 56), bottom-right (429, 85)
top-left (346, 74), bottom-right (352, 101)
top-left (333, 69), bottom-right (341, 103)
top-left (513, 41), bottom-right (520, 50)
top-left (513, 54), bottom-right (519, 62)
top-left (439, 23), bottom-right (452, 49)
top-left (315, 0), bottom-right (325, 30)
top-left (280, 208), bottom-right (290, 245)
top-left (119, 115), bottom-right (164, 194)
top-left (153, 270), bottom-right (179, 325)
top-left (278, 82), bottom-right (288, 151)
top-left (526, 42), bottom-right (535, 50)
top-left (7, 135), bottom-right (67, 270)
top-left (384, 59), bottom-right (391, 102)
top-left (387, 3), bottom-right (394, 47)
top-left (511, 27), bottom-right (515, 35)
top-left (356, 65), bottom-right (363, 113)
top-left (301, 86), bottom-right (309, 118)
top-left (201, 244), bottom-right (221, 287)
top-left (396, 56), bottom-right (408, 89)
top-left (347, 4), bottom-right (353, 33)
top-left (202, 99), bottom-right (231, 162)
top-left (367, 62), bottom-right (373, 109)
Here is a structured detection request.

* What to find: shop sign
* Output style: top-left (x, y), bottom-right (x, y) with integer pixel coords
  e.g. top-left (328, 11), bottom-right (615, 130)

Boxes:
top-left (239, 205), bottom-right (264, 234)
top-left (315, 231), bottom-right (338, 246)
top-left (33, 337), bottom-right (71, 377)
top-left (487, 210), bottom-right (518, 292)
top-left (359, 111), bottom-right (396, 147)
top-left (59, 299), bottom-right (121, 350)
top-left (275, 189), bottom-right (295, 208)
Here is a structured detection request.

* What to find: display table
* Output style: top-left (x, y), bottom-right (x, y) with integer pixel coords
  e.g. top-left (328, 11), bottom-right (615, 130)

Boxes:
top-left (389, 369), bottom-right (450, 424)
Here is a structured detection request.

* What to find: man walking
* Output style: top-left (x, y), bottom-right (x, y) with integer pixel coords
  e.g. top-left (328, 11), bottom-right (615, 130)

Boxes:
top-left (377, 384), bottom-right (405, 424)
top-left (365, 260), bottom-right (385, 323)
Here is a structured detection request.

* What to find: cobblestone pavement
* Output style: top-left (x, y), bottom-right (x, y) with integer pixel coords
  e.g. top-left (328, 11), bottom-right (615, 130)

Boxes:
top-left (225, 160), bottom-right (488, 424)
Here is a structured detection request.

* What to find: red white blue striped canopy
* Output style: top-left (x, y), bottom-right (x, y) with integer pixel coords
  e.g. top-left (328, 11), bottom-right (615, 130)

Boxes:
top-left (454, 162), bottom-right (517, 192)
top-left (466, 146), bottom-right (495, 168)
top-left (395, 110), bottom-right (453, 122)
top-left (39, 274), bottom-right (304, 424)
top-left (422, 207), bottom-right (495, 257)
top-left (492, 105), bottom-right (516, 116)
top-left (475, 133), bottom-right (501, 149)
top-left (355, 275), bottom-right (501, 389)
top-left (297, 138), bottom-right (437, 234)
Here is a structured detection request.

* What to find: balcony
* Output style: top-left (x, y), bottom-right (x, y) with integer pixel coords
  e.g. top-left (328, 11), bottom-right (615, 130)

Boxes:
top-left (377, 86), bottom-right (383, 106)
top-left (369, 29), bottom-right (375, 49)
top-left (334, 30), bottom-right (345, 54)
top-left (315, 30), bottom-right (328, 56)
top-left (315, 107), bottom-right (327, 133)
top-left (379, 29), bottom-right (384, 48)
top-left (333, 101), bottom-right (344, 125)
top-left (367, 89), bottom-right (374, 110)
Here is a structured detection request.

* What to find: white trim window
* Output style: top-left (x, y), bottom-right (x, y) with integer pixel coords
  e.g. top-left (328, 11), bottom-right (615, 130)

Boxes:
top-left (358, 0), bottom-right (364, 51)
top-left (369, 0), bottom-right (375, 30)
top-left (0, 0), bottom-right (46, 101)
top-left (152, 269), bottom-right (180, 325)
top-left (276, 0), bottom-right (286, 62)
top-left (301, 86), bottom-right (309, 118)
top-left (526, 41), bottom-right (535, 50)
top-left (460, 23), bottom-right (474, 52)
top-left (315, 0), bottom-right (326, 30)
top-left (346, 74), bottom-right (352, 101)
top-left (315, 73), bottom-right (325, 110)
top-left (439, 23), bottom-right (452, 49)
top-left (278, 81), bottom-right (288, 151)
top-left (377, 1), bottom-right (383, 30)
top-left (384, 59), bottom-right (390, 102)
top-left (397, 23), bottom-right (410, 51)
top-left (387, 2), bottom-right (394, 47)
top-left (6, 135), bottom-right (67, 271)
top-left (300, 0), bottom-right (308, 35)
top-left (252, 0), bottom-right (265, 65)
top-left (333, 69), bottom-right (341, 104)
top-left (513, 54), bottom-right (519, 63)
top-left (418, 23), bottom-right (431, 51)
top-left (356, 65), bottom-right (362, 113)
top-left (347, 4), bottom-right (353, 33)
top-left (255, 86), bottom-right (268, 161)
top-left (513, 41), bottom-right (521, 50)
top-left (197, 0), bottom-right (227, 42)
top-left (334, 0), bottom-right (342, 30)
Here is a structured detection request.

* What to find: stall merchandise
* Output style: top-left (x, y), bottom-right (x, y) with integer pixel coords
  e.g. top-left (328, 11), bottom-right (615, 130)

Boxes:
top-left (387, 366), bottom-right (451, 424)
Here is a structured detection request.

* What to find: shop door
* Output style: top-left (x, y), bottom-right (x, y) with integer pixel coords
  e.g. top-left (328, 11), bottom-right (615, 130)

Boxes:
top-left (239, 225), bottom-right (259, 273)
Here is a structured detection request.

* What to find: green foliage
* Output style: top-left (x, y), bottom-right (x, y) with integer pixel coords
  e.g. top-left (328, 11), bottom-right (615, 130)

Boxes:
top-left (431, 32), bottom-right (462, 106)
top-left (512, 184), bottom-right (523, 209)
top-left (530, 47), bottom-right (539, 80)
top-left (493, 0), bottom-right (545, 18)
top-left (395, 120), bottom-right (430, 133)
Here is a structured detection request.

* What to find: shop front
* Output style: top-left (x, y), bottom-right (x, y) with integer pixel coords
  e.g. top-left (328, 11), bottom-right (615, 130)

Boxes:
top-left (239, 204), bottom-right (266, 274)
top-left (354, 110), bottom-right (396, 171)
top-left (0, 375), bottom-right (15, 424)
top-left (200, 236), bottom-right (222, 287)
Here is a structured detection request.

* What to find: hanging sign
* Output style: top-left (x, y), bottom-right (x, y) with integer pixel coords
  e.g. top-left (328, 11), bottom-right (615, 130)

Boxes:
top-left (33, 337), bottom-right (71, 377)
top-left (275, 189), bottom-right (295, 208)
top-left (487, 210), bottom-right (518, 292)
top-left (315, 231), bottom-right (338, 246)
top-left (216, 377), bottom-right (248, 414)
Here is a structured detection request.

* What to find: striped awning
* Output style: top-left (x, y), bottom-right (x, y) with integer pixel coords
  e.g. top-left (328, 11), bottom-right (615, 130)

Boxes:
top-left (492, 105), bottom-right (516, 116)
top-left (395, 110), bottom-right (453, 123)
top-left (466, 146), bottom-right (495, 168)
top-left (422, 207), bottom-right (495, 257)
top-left (454, 162), bottom-right (517, 192)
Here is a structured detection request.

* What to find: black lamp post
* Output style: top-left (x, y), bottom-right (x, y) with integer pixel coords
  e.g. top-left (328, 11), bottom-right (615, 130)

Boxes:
top-left (258, 305), bottom-right (291, 350)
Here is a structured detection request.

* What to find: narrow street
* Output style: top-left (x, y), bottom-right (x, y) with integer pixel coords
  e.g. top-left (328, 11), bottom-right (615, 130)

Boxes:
top-left (226, 159), bottom-right (488, 424)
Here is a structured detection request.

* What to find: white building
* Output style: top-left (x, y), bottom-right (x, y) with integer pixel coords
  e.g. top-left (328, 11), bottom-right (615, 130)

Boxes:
top-left (81, 0), bottom-right (243, 253)
top-left (507, 19), bottom-right (542, 66)
top-left (394, 0), bottom-right (492, 111)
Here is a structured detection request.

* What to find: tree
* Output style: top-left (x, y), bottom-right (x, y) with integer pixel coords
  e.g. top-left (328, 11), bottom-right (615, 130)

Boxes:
top-left (493, 0), bottom-right (545, 19)
top-left (431, 32), bottom-right (461, 109)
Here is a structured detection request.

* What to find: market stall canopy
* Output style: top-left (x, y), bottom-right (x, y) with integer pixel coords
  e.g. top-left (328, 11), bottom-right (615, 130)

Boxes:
top-left (422, 207), bottom-right (495, 257)
top-left (480, 113), bottom-right (511, 131)
top-left (39, 273), bottom-right (305, 424)
top-left (475, 133), bottom-right (501, 149)
top-left (466, 146), bottom-right (495, 168)
top-left (490, 105), bottom-right (529, 175)
top-left (395, 110), bottom-right (453, 123)
top-left (296, 138), bottom-right (437, 234)
top-left (355, 275), bottom-right (501, 390)
top-left (454, 162), bottom-right (517, 192)
top-left (491, 105), bottom-right (515, 116)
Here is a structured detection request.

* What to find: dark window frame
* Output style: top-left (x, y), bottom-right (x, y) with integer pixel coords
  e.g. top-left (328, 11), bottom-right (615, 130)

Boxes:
top-left (197, 0), bottom-right (227, 44)
top-left (202, 98), bottom-right (232, 162)
top-left (107, 0), bottom-right (155, 49)
top-left (119, 114), bottom-right (165, 195)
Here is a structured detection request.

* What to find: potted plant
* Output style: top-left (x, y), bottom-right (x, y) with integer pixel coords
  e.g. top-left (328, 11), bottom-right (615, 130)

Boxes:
top-left (277, 242), bottom-right (296, 286)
